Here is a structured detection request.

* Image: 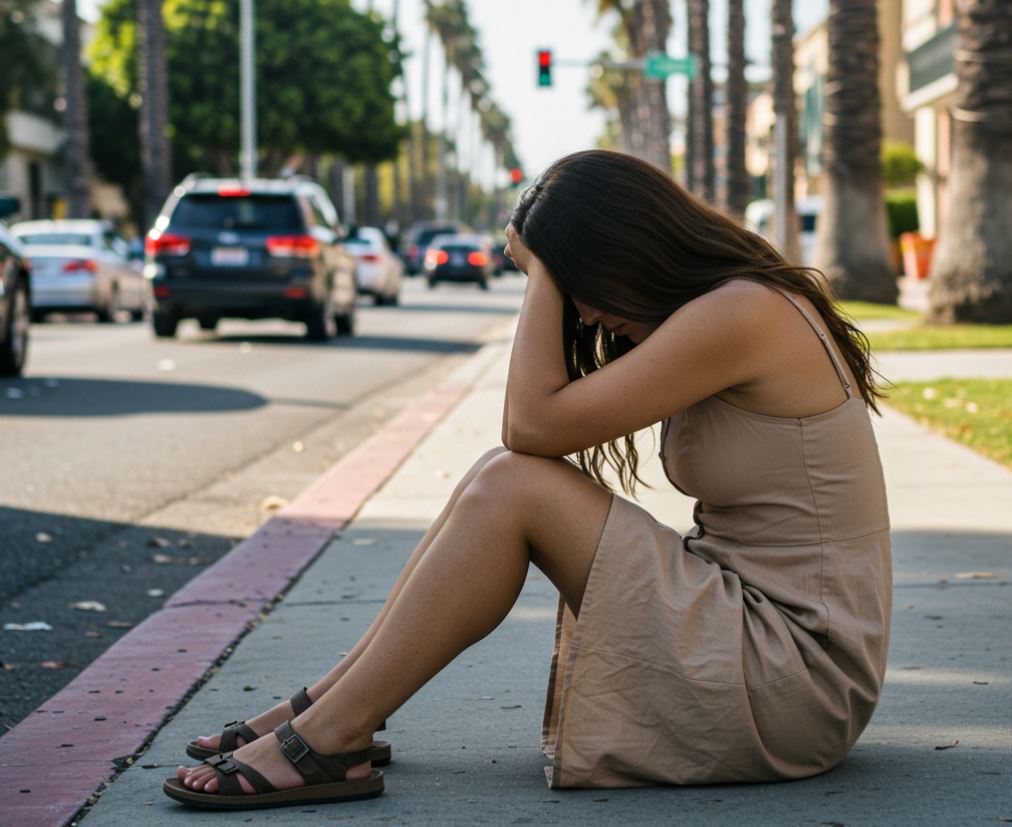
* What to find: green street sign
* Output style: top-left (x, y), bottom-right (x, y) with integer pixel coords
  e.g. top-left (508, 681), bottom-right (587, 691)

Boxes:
top-left (644, 53), bottom-right (697, 79)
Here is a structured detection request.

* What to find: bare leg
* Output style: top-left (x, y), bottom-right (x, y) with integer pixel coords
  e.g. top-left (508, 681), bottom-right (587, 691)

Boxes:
top-left (180, 451), bottom-right (612, 792)
top-left (192, 446), bottom-right (510, 751)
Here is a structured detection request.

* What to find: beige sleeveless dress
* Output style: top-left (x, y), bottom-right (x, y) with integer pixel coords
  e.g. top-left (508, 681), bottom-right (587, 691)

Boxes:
top-left (541, 290), bottom-right (892, 788)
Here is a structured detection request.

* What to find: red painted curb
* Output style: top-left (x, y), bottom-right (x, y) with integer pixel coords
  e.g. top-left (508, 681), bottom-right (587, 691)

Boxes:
top-left (0, 381), bottom-right (470, 827)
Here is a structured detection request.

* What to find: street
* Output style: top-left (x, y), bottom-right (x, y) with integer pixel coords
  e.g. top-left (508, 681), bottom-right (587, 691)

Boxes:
top-left (0, 276), bottom-right (523, 732)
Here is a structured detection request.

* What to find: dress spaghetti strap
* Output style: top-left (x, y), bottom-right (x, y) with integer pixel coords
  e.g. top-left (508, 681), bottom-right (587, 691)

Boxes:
top-left (771, 287), bottom-right (853, 399)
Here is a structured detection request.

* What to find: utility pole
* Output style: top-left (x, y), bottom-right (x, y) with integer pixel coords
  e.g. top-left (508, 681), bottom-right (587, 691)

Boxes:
top-left (240, 0), bottom-right (256, 180)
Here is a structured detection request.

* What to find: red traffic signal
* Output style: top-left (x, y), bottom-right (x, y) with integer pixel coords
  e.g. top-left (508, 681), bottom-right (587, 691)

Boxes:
top-left (537, 49), bottom-right (552, 87)
top-left (509, 168), bottom-right (523, 186)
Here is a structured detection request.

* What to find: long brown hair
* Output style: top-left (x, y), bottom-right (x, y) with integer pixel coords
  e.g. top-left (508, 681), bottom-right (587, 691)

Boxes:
top-left (510, 149), bottom-right (883, 494)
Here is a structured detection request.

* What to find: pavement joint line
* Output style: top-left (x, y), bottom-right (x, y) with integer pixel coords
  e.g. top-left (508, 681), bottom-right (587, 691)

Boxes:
top-left (0, 335), bottom-right (511, 827)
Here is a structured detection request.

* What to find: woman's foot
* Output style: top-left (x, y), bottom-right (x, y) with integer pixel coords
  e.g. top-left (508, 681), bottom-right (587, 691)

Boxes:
top-left (176, 727), bottom-right (373, 795)
top-left (191, 694), bottom-right (303, 754)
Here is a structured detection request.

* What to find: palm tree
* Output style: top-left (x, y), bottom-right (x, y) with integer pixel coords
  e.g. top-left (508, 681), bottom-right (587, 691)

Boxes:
top-left (686, 0), bottom-right (714, 198)
top-left (138, 0), bottom-right (171, 229)
top-left (770, 0), bottom-right (799, 261)
top-left (61, 0), bottom-right (91, 218)
top-left (928, 0), bottom-right (1012, 322)
top-left (724, 0), bottom-right (749, 219)
top-left (815, 0), bottom-right (897, 303)
top-left (592, 0), bottom-right (672, 172)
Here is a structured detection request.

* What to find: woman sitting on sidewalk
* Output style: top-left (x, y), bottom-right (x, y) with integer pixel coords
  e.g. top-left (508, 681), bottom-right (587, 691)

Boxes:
top-left (166, 149), bottom-right (892, 808)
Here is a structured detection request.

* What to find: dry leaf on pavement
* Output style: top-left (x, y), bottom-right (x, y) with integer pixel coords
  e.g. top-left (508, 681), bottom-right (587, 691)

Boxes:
top-left (259, 495), bottom-right (288, 512)
top-left (934, 740), bottom-right (959, 750)
top-left (955, 571), bottom-right (997, 580)
top-left (70, 601), bottom-right (107, 613)
top-left (148, 536), bottom-right (172, 549)
top-left (40, 661), bottom-right (80, 670)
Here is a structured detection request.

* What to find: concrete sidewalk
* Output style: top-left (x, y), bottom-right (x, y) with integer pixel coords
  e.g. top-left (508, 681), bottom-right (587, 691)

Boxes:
top-left (63, 333), bottom-right (1012, 826)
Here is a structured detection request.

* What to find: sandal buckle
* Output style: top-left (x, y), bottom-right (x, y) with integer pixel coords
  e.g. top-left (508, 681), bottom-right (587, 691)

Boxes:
top-left (278, 731), bottom-right (310, 764)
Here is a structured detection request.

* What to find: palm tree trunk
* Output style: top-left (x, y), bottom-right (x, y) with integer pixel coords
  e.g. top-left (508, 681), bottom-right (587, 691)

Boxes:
top-left (724, 0), bottom-right (749, 219)
top-left (770, 0), bottom-right (799, 262)
top-left (639, 0), bottom-right (672, 173)
top-left (61, 0), bottom-right (91, 218)
top-left (363, 165), bottom-right (379, 225)
top-left (686, 0), bottom-right (714, 198)
top-left (419, 24), bottom-right (432, 218)
top-left (815, 0), bottom-right (896, 302)
top-left (138, 0), bottom-right (171, 229)
top-left (928, 0), bottom-right (1012, 322)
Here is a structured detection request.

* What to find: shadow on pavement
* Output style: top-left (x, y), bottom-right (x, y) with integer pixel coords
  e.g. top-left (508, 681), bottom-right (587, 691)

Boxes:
top-left (0, 377), bottom-right (267, 417)
top-left (0, 505), bottom-right (238, 734)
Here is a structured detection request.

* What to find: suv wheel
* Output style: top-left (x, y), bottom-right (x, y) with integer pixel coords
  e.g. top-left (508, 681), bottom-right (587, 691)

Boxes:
top-left (0, 280), bottom-right (30, 376)
top-left (335, 305), bottom-right (355, 336)
top-left (152, 311), bottom-right (179, 338)
top-left (305, 292), bottom-right (337, 341)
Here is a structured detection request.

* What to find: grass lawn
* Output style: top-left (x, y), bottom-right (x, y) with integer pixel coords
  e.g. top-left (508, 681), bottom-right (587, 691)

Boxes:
top-left (887, 379), bottom-right (1012, 469)
top-left (868, 324), bottom-right (1012, 350)
top-left (838, 301), bottom-right (921, 322)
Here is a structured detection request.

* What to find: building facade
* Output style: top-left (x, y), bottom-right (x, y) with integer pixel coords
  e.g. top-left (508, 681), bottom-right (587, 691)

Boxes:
top-left (898, 0), bottom-right (956, 239)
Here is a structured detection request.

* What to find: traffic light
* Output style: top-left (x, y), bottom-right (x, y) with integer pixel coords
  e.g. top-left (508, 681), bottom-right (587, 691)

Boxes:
top-left (537, 49), bottom-right (553, 87)
top-left (510, 168), bottom-right (523, 187)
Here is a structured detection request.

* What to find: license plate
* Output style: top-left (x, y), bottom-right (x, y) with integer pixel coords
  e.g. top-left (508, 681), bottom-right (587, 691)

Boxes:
top-left (450, 253), bottom-right (464, 266)
top-left (211, 247), bottom-right (249, 266)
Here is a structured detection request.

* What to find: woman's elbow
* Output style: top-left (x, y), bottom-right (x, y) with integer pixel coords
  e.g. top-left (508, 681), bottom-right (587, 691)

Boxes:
top-left (505, 421), bottom-right (560, 457)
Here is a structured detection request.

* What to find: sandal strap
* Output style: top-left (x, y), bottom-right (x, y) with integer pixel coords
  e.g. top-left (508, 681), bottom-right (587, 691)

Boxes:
top-left (219, 720), bottom-right (259, 752)
top-left (274, 721), bottom-right (372, 785)
top-left (288, 688), bottom-right (386, 735)
top-left (289, 687), bottom-right (313, 716)
top-left (205, 752), bottom-right (276, 796)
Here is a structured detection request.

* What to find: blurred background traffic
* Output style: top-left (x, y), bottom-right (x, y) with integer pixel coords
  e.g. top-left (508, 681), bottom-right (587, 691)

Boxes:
top-left (2, 0), bottom-right (1009, 378)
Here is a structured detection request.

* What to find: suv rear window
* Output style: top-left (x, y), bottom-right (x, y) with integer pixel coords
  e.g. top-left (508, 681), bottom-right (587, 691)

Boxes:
top-left (171, 194), bottom-right (303, 231)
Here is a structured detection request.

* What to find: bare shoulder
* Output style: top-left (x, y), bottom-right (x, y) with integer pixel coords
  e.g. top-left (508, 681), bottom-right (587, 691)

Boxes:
top-left (670, 278), bottom-right (783, 335)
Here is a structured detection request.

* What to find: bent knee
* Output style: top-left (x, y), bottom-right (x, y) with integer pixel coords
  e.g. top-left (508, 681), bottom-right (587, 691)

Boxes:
top-left (467, 450), bottom-right (570, 502)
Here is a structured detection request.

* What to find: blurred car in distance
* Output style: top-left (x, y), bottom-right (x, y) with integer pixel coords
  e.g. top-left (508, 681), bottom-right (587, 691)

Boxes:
top-left (744, 196), bottom-right (823, 266)
top-left (490, 234), bottom-right (519, 275)
top-left (344, 225), bottom-right (403, 305)
top-left (402, 221), bottom-right (467, 275)
top-left (145, 175), bottom-right (357, 340)
top-left (11, 219), bottom-right (145, 322)
top-left (423, 234), bottom-right (495, 290)
top-left (0, 201), bottom-right (32, 376)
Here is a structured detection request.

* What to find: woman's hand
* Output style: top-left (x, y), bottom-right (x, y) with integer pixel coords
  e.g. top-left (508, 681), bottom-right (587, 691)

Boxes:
top-left (504, 223), bottom-right (537, 276)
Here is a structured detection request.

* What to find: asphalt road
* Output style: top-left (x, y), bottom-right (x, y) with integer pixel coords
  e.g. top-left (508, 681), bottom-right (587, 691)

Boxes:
top-left (0, 275), bottom-right (523, 733)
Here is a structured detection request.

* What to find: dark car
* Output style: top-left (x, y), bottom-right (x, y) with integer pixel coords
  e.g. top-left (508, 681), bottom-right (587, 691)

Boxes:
top-left (490, 234), bottom-right (519, 275)
top-left (0, 198), bottom-right (32, 376)
top-left (145, 175), bottom-right (357, 340)
top-left (423, 234), bottom-right (495, 290)
top-left (402, 221), bottom-right (467, 275)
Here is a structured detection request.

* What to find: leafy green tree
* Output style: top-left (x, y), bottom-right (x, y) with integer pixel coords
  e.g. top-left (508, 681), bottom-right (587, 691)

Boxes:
top-left (89, 0), bottom-right (404, 184)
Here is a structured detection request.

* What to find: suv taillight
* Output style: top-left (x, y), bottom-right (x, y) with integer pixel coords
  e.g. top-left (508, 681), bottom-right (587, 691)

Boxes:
top-left (425, 249), bottom-right (449, 267)
top-left (359, 253), bottom-right (380, 263)
top-left (467, 252), bottom-right (489, 266)
top-left (146, 231), bottom-right (191, 257)
top-left (266, 235), bottom-right (320, 258)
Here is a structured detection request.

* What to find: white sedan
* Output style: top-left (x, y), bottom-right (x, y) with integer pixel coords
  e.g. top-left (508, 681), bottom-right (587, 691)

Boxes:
top-left (11, 219), bottom-right (146, 322)
top-left (344, 226), bottom-right (403, 306)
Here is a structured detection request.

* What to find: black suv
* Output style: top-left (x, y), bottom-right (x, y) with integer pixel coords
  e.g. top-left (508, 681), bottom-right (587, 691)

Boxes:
top-left (145, 176), bottom-right (357, 340)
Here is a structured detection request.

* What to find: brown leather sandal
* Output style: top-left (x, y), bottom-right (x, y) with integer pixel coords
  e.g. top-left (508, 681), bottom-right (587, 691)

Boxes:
top-left (164, 721), bottom-right (384, 809)
top-left (185, 688), bottom-right (391, 766)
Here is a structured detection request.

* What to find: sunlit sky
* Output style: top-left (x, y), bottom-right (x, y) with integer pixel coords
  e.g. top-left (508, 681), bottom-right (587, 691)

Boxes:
top-left (79, 0), bottom-right (829, 181)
